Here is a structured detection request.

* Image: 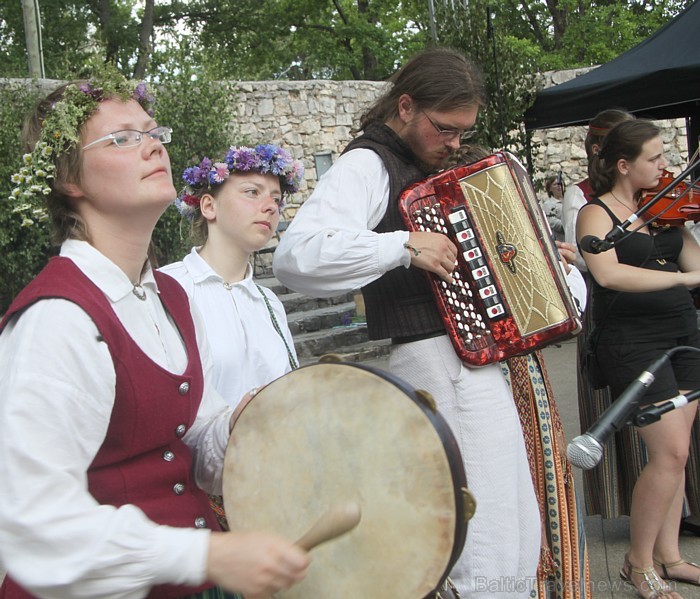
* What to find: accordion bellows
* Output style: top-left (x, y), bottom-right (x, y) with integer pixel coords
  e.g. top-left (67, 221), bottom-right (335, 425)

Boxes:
top-left (399, 151), bottom-right (582, 365)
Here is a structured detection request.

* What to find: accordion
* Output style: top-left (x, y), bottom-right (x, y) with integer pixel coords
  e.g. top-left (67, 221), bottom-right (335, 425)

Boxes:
top-left (398, 151), bottom-right (581, 366)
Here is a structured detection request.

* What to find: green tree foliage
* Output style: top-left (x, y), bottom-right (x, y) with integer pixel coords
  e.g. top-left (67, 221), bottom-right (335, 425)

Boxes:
top-left (1, 0), bottom-right (138, 78)
top-left (2, 0), bottom-right (690, 82)
top-left (1, 0), bottom-right (163, 79)
top-left (534, 0), bottom-right (690, 69)
top-left (160, 0), bottom-right (423, 81)
top-left (0, 83), bottom-right (50, 312)
top-left (149, 37), bottom-right (239, 267)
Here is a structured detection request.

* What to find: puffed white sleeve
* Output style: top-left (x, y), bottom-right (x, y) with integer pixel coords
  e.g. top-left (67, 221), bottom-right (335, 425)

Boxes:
top-left (273, 149), bottom-right (410, 298)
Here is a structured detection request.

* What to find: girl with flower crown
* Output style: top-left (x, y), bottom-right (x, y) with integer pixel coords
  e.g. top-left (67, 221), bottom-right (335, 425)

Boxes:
top-left (160, 144), bottom-right (304, 411)
top-left (0, 72), bottom-right (308, 599)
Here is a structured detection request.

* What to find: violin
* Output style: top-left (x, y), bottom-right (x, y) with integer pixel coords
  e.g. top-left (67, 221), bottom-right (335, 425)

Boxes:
top-left (639, 169), bottom-right (700, 227)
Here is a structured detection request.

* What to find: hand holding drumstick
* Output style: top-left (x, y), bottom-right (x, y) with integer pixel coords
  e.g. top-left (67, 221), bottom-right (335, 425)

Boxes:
top-left (206, 501), bottom-right (361, 598)
top-left (295, 501), bottom-right (361, 551)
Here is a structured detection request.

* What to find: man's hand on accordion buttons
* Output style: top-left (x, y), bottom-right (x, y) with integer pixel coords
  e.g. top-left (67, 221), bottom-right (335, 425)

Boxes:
top-left (405, 231), bottom-right (458, 284)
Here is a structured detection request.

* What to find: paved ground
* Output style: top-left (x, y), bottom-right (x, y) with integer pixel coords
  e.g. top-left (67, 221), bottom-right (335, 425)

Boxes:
top-left (366, 338), bottom-right (700, 598)
top-left (541, 339), bottom-right (700, 598)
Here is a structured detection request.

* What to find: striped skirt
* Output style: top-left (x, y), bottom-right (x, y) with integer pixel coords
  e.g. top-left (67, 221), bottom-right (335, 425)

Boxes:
top-left (503, 351), bottom-right (592, 599)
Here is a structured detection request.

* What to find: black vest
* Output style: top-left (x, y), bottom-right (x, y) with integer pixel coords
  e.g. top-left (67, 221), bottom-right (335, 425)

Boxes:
top-left (343, 123), bottom-right (445, 340)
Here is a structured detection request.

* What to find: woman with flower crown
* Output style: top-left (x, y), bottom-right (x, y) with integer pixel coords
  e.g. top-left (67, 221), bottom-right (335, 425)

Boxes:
top-left (160, 145), bottom-right (304, 410)
top-left (0, 69), bottom-right (308, 598)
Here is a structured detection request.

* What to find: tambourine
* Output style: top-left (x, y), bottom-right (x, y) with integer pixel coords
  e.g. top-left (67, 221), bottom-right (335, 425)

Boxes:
top-left (223, 359), bottom-right (475, 598)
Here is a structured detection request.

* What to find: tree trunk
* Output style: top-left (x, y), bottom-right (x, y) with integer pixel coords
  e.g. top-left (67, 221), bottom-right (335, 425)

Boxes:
top-left (94, 0), bottom-right (120, 63)
top-left (134, 0), bottom-right (155, 79)
top-left (21, 0), bottom-right (44, 78)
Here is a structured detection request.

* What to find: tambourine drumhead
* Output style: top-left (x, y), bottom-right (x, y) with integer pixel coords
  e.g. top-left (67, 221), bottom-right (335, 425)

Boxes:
top-left (223, 361), bottom-right (468, 598)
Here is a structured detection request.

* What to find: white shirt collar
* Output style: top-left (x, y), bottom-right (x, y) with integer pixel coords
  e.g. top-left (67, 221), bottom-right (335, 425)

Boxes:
top-left (182, 247), bottom-right (255, 289)
top-left (60, 239), bottom-right (158, 303)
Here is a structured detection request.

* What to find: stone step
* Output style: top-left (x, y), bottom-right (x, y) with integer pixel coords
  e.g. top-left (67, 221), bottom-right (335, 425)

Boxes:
top-left (277, 290), bottom-right (356, 315)
top-left (255, 275), bottom-right (289, 296)
top-left (292, 324), bottom-right (376, 359)
top-left (286, 301), bottom-right (360, 335)
top-left (298, 338), bottom-right (392, 367)
top-left (256, 276), bottom-right (388, 365)
top-left (256, 276), bottom-right (356, 308)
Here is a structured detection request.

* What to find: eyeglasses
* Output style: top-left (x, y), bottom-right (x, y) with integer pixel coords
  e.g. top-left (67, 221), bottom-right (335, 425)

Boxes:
top-left (422, 112), bottom-right (476, 144)
top-left (82, 126), bottom-right (172, 150)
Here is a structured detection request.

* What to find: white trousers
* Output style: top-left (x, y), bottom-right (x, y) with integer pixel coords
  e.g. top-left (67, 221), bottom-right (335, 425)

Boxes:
top-left (389, 335), bottom-right (540, 599)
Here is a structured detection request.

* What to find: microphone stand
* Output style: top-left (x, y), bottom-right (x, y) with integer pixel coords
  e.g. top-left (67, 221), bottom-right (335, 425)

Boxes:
top-left (633, 388), bottom-right (700, 427)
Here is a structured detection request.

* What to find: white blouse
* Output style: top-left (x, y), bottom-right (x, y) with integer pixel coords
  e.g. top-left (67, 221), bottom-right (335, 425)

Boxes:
top-left (562, 183), bottom-right (588, 272)
top-left (0, 240), bottom-right (232, 599)
top-left (160, 248), bottom-right (297, 408)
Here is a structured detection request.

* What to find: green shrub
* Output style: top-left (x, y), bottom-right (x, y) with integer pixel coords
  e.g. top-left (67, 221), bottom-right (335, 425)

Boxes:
top-left (0, 65), bottom-right (238, 313)
top-left (0, 82), bottom-right (49, 313)
top-left (152, 76), bottom-right (238, 267)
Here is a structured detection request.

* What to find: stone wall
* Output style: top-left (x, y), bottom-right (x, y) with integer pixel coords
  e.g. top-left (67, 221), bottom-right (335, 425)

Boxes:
top-left (5, 72), bottom-right (688, 212)
top-left (232, 79), bottom-right (386, 215)
top-left (231, 71), bottom-right (689, 214)
top-left (526, 68), bottom-right (688, 189)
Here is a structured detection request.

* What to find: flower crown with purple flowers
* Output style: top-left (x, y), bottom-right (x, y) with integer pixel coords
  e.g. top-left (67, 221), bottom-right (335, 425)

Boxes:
top-left (9, 63), bottom-right (156, 227)
top-left (175, 144), bottom-right (305, 220)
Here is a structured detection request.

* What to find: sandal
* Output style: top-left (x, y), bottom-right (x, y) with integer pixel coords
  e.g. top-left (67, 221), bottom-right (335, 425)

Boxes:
top-left (654, 558), bottom-right (700, 586)
top-left (621, 553), bottom-right (680, 599)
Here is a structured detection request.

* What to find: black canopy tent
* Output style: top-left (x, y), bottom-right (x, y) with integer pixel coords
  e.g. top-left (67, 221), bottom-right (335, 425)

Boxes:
top-left (523, 0), bottom-right (700, 162)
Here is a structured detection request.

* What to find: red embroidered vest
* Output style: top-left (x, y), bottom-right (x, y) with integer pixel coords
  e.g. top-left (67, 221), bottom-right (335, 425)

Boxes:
top-left (0, 257), bottom-right (219, 598)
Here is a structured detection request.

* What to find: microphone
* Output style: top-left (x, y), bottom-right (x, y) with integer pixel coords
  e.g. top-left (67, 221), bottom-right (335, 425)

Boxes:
top-left (567, 353), bottom-right (669, 469)
top-left (579, 235), bottom-right (612, 254)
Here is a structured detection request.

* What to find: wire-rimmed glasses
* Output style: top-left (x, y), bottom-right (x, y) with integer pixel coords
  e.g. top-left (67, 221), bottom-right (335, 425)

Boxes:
top-left (422, 112), bottom-right (476, 144)
top-left (82, 126), bottom-right (172, 150)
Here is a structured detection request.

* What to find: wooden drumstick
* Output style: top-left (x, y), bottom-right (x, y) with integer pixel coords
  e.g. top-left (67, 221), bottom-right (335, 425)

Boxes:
top-left (295, 501), bottom-right (361, 551)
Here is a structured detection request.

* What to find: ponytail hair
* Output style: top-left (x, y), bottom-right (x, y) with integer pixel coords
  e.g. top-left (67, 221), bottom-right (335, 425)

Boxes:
top-left (588, 120), bottom-right (660, 197)
top-left (584, 108), bottom-right (633, 161)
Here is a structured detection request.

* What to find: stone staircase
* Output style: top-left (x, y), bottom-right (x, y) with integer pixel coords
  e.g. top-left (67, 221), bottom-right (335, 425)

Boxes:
top-left (256, 275), bottom-right (391, 366)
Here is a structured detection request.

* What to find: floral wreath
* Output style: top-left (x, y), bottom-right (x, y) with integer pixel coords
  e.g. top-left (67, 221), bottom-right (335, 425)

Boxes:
top-left (9, 64), bottom-right (156, 227)
top-left (175, 144), bottom-right (305, 220)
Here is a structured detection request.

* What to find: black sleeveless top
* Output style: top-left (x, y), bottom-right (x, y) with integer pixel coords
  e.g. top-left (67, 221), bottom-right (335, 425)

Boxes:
top-left (584, 198), bottom-right (696, 343)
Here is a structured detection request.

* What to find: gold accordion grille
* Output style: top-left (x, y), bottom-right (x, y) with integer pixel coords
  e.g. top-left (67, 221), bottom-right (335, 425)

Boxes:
top-left (457, 163), bottom-right (569, 336)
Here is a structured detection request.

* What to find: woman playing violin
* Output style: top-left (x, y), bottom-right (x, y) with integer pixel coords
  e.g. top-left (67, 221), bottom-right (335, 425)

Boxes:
top-left (577, 119), bottom-right (700, 599)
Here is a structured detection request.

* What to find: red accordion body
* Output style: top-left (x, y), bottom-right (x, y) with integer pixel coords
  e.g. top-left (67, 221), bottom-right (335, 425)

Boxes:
top-left (399, 151), bottom-right (581, 366)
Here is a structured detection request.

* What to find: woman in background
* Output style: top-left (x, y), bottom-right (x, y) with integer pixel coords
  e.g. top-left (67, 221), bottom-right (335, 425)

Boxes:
top-left (540, 174), bottom-right (565, 242)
